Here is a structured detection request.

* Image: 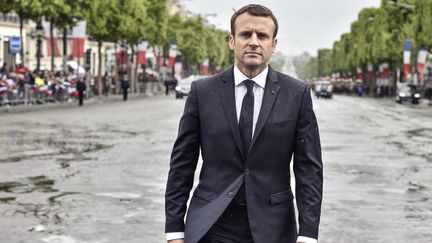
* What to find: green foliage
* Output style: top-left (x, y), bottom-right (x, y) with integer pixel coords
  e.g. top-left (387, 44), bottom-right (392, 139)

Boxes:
top-left (303, 0), bottom-right (432, 77)
top-left (412, 0), bottom-right (432, 50)
top-left (1, 0), bottom-right (43, 20)
top-left (176, 17), bottom-right (207, 68)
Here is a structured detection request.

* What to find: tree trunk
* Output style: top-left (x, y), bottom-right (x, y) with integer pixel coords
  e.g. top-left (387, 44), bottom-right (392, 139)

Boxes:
top-left (97, 39), bottom-right (103, 96)
top-left (130, 44), bottom-right (137, 93)
top-left (50, 21), bottom-right (55, 72)
top-left (134, 45), bottom-right (140, 94)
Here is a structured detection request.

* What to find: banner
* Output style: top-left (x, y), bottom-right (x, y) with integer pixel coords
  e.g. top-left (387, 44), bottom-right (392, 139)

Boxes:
top-left (367, 63), bottom-right (374, 80)
top-left (72, 21), bottom-right (86, 58)
top-left (42, 19), bottom-right (61, 57)
top-left (200, 59), bottom-right (209, 75)
top-left (167, 45), bottom-right (177, 68)
top-left (403, 39), bottom-right (413, 76)
top-left (356, 67), bottom-right (363, 81)
top-left (136, 41), bottom-right (148, 65)
top-left (379, 63), bottom-right (389, 78)
top-left (417, 48), bottom-right (429, 76)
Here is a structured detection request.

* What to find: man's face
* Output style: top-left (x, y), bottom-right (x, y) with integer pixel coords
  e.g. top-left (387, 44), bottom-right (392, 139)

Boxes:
top-left (229, 13), bottom-right (277, 73)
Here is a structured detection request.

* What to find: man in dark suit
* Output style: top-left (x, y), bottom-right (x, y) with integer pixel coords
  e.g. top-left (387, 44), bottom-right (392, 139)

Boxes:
top-left (165, 4), bottom-right (322, 243)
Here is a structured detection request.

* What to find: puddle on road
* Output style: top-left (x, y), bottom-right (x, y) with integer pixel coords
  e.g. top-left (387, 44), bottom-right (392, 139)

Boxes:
top-left (0, 196), bottom-right (16, 203)
top-left (0, 175), bottom-right (57, 194)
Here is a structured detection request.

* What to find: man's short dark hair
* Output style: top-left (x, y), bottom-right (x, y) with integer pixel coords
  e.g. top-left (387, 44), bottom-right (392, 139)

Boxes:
top-left (230, 4), bottom-right (279, 38)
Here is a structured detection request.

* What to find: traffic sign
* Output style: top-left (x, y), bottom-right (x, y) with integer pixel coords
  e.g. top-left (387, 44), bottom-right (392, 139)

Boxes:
top-left (10, 35), bottom-right (21, 54)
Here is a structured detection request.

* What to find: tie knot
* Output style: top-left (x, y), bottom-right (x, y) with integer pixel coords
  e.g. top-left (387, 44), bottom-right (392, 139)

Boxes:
top-left (243, 79), bottom-right (254, 92)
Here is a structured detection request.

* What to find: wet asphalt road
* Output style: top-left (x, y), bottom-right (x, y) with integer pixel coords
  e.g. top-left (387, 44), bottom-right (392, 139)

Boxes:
top-left (0, 94), bottom-right (431, 243)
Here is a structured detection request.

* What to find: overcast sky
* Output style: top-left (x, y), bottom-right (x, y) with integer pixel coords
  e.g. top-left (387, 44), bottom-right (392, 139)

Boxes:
top-left (182, 0), bottom-right (381, 57)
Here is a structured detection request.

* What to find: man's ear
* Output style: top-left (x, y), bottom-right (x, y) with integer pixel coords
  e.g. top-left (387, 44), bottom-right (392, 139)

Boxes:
top-left (229, 35), bottom-right (235, 50)
top-left (272, 38), bottom-right (278, 53)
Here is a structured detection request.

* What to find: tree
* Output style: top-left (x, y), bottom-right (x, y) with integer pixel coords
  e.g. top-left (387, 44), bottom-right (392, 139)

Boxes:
top-left (412, 0), bottom-right (432, 50)
top-left (86, 0), bottom-right (120, 95)
top-left (176, 17), bottom-right (207, 72)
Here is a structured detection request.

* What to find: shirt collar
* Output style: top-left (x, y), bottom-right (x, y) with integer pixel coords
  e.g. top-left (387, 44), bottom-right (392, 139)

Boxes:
top-left (233, 65), bottom-right (268, 88)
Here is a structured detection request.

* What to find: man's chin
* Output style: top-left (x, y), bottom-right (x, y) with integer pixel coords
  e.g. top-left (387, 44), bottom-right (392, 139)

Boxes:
top-left (244, 62), bottom-right (263, 70)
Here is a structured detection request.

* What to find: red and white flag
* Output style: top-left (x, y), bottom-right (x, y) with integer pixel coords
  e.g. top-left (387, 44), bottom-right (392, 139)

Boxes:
top-left (379, 63), bottom-right (389, 78)
top-left (167, 45), bottom-right (177, 68)
top-left (367, 63), bottom-right (374, 80)
top-left (42, 19), bottom-right (61, 57)
top-left (200, 59), bottom-right (209, 74)
top-left (417, 48), bottom-right (428, 76)
top-left (403, 40), bottom-right (413, 76)
top-left (136, 41), bottom-right (148, 65)
top-left (72, 21), bottom-right (86, 58)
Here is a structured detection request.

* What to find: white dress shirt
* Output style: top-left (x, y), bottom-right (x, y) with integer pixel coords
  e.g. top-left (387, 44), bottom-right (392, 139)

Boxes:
top-left (167, 66), bottom-right (317, 243)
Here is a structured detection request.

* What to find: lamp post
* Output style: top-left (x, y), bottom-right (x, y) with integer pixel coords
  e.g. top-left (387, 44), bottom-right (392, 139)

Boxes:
top-left (35, 19), bottom-right (44, 71)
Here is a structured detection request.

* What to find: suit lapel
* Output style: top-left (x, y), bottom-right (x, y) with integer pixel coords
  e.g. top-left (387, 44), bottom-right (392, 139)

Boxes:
top-left (220, 68), bottom-right (244, 158)
top-left (250, 67), bottom-right (280, 153)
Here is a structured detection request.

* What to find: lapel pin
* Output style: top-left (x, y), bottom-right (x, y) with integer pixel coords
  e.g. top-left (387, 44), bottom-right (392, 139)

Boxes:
top-left (271, 90), bottom-right (276, 95)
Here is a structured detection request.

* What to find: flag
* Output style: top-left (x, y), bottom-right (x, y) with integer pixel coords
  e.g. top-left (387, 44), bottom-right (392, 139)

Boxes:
top-left (403, 39), bottom-right (413, 76)
top-left (367, 63), bottom-right (374, 80)
top-left (200, 59), bottom-right (209, 75)
top-left (174, 62), bottom-right (182, 81)
top-left (136, 41), bottom-right (148, 65)
top-left (72, 21), bottom-right (86, 58)
top-left (167, 45), bottom-right (177, 68)
top-left (42, 19), bottom-right (61, 57)
top-left (356, 67), bottom-right (363, 81)
top-left (117, 49), bottom-right (127, 73)
top-left (417, 48), bottom-right (428, 76)
top-left (380, 63), bottom-right (389, 78)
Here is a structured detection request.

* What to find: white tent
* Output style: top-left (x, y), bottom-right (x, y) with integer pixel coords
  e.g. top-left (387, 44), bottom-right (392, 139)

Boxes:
top-left (66, 60), bottom-right (86, 75)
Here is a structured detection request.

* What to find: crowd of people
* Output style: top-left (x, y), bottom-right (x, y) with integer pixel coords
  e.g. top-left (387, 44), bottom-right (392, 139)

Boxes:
top-left (0, 62), bottom-right (89, 107)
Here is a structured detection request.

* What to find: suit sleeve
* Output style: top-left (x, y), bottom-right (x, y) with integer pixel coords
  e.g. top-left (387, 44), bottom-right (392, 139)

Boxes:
top-left (293, 85), bottom-right (323, 239)
top-left (165, 81), bottom-right (201, 233)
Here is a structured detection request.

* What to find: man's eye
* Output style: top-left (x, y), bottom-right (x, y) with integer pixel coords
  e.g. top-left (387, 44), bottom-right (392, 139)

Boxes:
top-left (258, 34), bottom-right (269, 39)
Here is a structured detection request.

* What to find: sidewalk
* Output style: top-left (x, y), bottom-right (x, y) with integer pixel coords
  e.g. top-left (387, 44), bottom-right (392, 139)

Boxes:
top-left (0, 91), bottom-right (163, 114)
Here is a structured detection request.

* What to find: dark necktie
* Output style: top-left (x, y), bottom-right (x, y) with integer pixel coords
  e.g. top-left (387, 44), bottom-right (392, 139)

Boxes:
top-left (235, 79), bottom-right (254, 205)
top-left (239, 79), bottom-right (255, 157)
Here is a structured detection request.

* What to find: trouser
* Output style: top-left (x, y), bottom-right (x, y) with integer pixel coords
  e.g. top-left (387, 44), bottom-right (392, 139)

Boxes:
top-left (123, 88), bottom-right (128, 101)
top-left (199, 201), bottom-right (254, 243)
top-left (78, 92), bottom-right (84, 106)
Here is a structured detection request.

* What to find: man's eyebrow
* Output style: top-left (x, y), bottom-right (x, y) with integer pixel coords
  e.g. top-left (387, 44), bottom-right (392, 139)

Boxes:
top-left (257, 31), bottom-right (270, 36)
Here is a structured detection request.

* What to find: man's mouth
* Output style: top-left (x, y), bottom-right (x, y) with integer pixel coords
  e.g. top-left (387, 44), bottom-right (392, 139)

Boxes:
top-left (245, 52), bottom-right (261, 56)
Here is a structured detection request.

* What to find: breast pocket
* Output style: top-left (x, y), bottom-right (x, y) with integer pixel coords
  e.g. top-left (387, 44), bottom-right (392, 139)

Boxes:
top-left (267, 115), bottom-right (296, 126)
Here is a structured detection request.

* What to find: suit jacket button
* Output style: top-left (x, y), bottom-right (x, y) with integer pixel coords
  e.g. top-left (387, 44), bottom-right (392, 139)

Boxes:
top-left (245, 169), bottom-right (250, 175)
top-left (300, 138), bottom-right (305, 143)
top-left (227, 192), bottom-right (234, 198)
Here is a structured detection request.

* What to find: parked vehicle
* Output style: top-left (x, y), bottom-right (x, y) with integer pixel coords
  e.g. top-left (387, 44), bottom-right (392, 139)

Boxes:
top-left (314, 80), bottom-right (333, 98)
top-left (395, 83), bottom-right (420, 104)
top-left (175, 75), bottom-right (210, 99)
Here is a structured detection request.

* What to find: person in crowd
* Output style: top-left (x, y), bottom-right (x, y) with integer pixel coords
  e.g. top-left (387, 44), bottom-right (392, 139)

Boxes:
top-left (76, 77), bottom-right (86, 106)
top-left (121, 77), bottom-right (129, 101)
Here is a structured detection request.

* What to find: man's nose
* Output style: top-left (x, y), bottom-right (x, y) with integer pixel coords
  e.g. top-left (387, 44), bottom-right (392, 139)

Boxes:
top-left (248, 33), bottom-right (259, 48)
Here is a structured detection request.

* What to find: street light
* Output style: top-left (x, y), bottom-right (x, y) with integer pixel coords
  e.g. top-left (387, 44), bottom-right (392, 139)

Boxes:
top-left (30, 19), bottom-right (45, 71)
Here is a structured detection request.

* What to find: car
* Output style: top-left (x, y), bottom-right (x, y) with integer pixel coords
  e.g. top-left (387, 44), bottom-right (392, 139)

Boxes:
top-left (175, 75), bottom-right (210, 99)
top-left (395, 83), bottom-right (420, 104)
top-left (314, 81), bottom-right (333, 98)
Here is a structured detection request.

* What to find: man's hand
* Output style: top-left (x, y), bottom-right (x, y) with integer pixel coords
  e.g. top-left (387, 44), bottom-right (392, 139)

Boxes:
top-left (168, 239), bottom-right (184, 243)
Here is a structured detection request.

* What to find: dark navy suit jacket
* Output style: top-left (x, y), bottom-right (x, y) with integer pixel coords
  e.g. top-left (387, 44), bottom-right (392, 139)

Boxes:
top-left (165, 66), bottom-right (323, 243)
